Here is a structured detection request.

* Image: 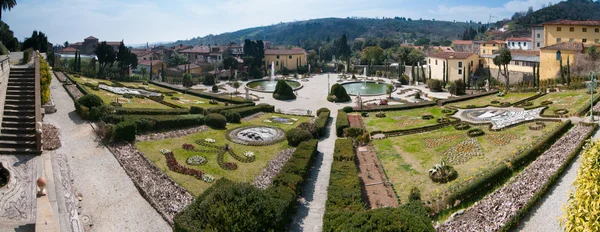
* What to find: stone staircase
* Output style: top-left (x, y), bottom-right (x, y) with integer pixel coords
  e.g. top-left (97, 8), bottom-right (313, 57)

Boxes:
top-left (0, 67), bottom-right (40, 155)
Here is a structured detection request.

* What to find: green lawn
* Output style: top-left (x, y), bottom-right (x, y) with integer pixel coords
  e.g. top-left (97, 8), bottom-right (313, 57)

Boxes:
top-left (373, 121), bottom-right (559, 204)
top-left (361, 107), bottom-right (456, 132)
top-left (529, 89), bottom-right (590, 116)
top-left (449, 92), bottom-right (538, 108)
top-left (120, 82), bottom-right (226, 109)
top-left (74, 77), bottom-right (172, 109)
top-left (135, 113), bottom-right (310, 196)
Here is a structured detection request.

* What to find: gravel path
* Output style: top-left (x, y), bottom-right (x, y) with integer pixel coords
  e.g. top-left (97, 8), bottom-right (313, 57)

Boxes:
top-left (517, 125), bottom-right (600, 232)
top-left (45, 74), bottom-right (171, 231)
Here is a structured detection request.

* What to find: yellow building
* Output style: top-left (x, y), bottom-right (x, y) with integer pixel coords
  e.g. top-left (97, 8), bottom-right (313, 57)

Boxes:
top-left (427, 52), bottom-right (479, 82)
top-left (264, 48), bottom-right (307, 71)
top-left (543, 20), bottom-right (600, 46)
top-left (480, 40), bottom-right (507, 55)
top-left (136, 60), bottom-right (164, 75)
top-left (539, 42), bottom-right (581, 79)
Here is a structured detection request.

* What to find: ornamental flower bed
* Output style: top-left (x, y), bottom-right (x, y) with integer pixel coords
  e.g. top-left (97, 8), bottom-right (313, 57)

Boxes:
top-left (439, 124), bottom-right (594, 232)
top-left (186, 155), bottom-right (207, 165)
top-left (182, 143), bottom-right (195, 150)
top-left (443, 138), bottom-right (484, 165)
top-left (423, 134), bottom-right (463, 148)
top-left (161, 150), bottom-right (204, 180)
top-left (467, 128), bottom-right (485, 137)
top-left (485, 133), bottom-right (518, 146)
top-left (202, 174), bottom-right (215, 183)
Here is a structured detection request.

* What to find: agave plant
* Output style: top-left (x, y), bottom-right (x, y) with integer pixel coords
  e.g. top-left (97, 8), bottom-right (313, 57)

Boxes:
top-left (428, 158), bottom-right (457, 183)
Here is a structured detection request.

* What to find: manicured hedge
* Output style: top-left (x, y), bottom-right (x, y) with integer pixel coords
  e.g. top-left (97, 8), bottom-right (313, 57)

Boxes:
top-left (437, 90), bottom-right (499, 106)
top-left (175, 140), bottom-right (319, 231)
top-left (285, 128), bottom-right (313, 147)
top-left (446, 120), bottom-right (572, 207)
top-left (353, 100), bottom-right (437, 112)
top-left (113, 120), bottom-right (137, 142)
top-left (150, 80), bottom-right (251, 104)
top-left (205, 113), bottom-right (227, 129)
top-left (336, 110), bottom-right (349, 137)
top-left (102, 114), bottom-right (205, 133)
top-left (115, 108), bottom-right (190, 115)
top-left (206, 102), bottom-right (256, 114)
top-left (315, 110), bottom-right (331, 137)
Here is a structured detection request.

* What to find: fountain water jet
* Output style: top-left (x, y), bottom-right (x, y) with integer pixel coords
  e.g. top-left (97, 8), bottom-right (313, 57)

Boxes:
top-left (271, 61), bottom-right (275, 80)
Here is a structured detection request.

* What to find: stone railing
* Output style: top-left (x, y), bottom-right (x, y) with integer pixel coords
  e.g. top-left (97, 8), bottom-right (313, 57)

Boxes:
top-left (0, 55), bottom-right (10, 129)
top-left (34, 52), bottom-right (42, 151)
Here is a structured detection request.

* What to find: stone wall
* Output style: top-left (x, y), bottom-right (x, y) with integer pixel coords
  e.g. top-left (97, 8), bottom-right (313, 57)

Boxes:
top-left (489, 69), bottom-right (533, 84)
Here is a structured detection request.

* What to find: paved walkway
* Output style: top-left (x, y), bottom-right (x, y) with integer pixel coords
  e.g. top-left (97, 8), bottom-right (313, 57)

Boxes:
top-left (44, 75), bottom-right (170, 231)
top-left (517, 123), bottom-right (600, 232)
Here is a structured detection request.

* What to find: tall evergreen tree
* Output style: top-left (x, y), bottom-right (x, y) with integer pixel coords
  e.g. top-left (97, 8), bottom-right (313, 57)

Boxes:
top-left (428, 65), bottom-right (431, 81)
top-left (411, 65), bottom-right (415, 83)
top-left (532, 63), bottom-right (536, 87)
top-left (150, 60), bottom-right (153, 79)
top-left (442, 61), bottom-right (446, 86)
top-left (161, 63), bottom-right (165, 82)
top-left (462, 67), bottom-right (466, 92)
top-left (560, 58), bottom-right (565, 84)
top-left (566, 56), bottom-right (571, 86)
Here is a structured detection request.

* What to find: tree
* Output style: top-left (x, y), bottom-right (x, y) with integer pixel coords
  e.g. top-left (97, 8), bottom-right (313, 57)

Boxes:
top-left (361, 46), bottom-right (384, 65)
top-left (559, 58), bottom-right (565, 84)
top-left (141, 67), bottom-right (147, 78)
top-left (232, 81), bottom-right (241, 92)
top-left (442, 61), bottom-right (446, 86)
top-left (182, 73), bottom-right (193, 87)
top-left (334, 34), bottom-right (352, 73)
top-left (493, 48), bottom-right (512, 89)
top-left (94, 41), bottom-right (116, 77)
top-left (161, 63), bottom-right (166, 82)
top-left (116, 41), bottom-right (138, 76)
top-left (64, 41), bottom-right (69, 48)
top-left (532, 63), bottom-right (537, 87)
top-left (22, 30), bottom-right (49, 52)
top-left (567, 56), bottom-right (571, 85)
top-left (223, 57), bottom-right (239, 80)
top-left (0, 0), bottom-right (17, 21)
top-left (168, 51), bottom-right (188, 67)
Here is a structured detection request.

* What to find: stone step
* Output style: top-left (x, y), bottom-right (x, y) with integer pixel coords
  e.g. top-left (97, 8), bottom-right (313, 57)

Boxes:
top-left (10, 70), bottom-right (35, 74)
top-left (7, 85), bottom-right (35, 90)
top-left (5, 94), bottom-right (35, 99)
top-left (6, 89), bottom-right (35, 93)
top-left (5, 98), bottom-right (35, 104)
top-left (3, 104), bottom-right (35, 110)
top-left (0, 147), bottom-right (41, 155)
top-left (0, 134), bottom-right (36, 141)
top-left (4, 109), bottom-right (35, 116)
top-left (9, 74), bottom-right (35, 78)
top-left (1, 127), bottom-right (36, 134)
top-left (8, 79), bottom-right (35, 83)
top-left (2, 115), bottom-right (35, 122)
top-left (0, 140), bottom-right (37, 149)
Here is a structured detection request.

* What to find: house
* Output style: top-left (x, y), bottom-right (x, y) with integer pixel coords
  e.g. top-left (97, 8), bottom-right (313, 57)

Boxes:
top-left (135, 60), bottom-right (164, 76)
top-left (264, 48), bottom-right (307, 71)
top-left (452, 40), bottom-right (481, 53)
top-left (481, 49), bottom-right (540, 83)
top-left (179, 46), bottom-right (223, 64)
top-left (506, 38), bottom-right (533, 50)
top-left (539, 42), bottom-right (581, 80)
top-left (480, 40), bottom-right (507, 55)
top-left (167, 63), bottom-right (203, 74)
top-left (131, 49), bottom-right (156, 61)
top-left (68, 36), bottom-right (122, 55)
top-left (531, 25), bottom-right (545, 50)
top-left (543, 20), bottom-right (600, 46)
top-left (427, 52), bottom-right (479, 82)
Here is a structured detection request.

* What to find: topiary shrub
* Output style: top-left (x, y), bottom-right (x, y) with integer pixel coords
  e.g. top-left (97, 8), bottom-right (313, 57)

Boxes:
top-left (203, 74), bottom-right (216, 85)
top-left (123, 94), bottom-right (134, 99)
top-left (273, 80), bottom-right (296, 100)
top-left (220, 111), bottom-right (241, 123)
top-left (77, 94), bottom-right (104, 108)
top-left (436, 118), bottom-right (450, 123)
top-left (427, 79), bottom-right (442, 92)
top-left (328, 83), bottom-right (351, 102)
top-left (541, 100), bottom-right (553, 106)
top-left (89, 105), bottom-right (113, 121)
top-left (499, 102), bottom-right (511, 107)
top-left (212, 85), bottom-right (218, 92)
top-left (205, 113), bottom-right (227, 129)
top-left (190, 106), bottom-right (205, 115)
top-left (286, 128), bottom-right (313, 147)
top-left (113, 120), bottom-right (137, 142)
top-left (297, 122), bottom-right (318, 138)
top-left (409, 187), bottom-right (421, 201)
top-left (422, 115), bottom-right (434, 120)
top-left (342, 106), bottom-right (353, 113)
top-left (454, 123), bottom-right (470, 130)
top-left (317, 108), bottom-right (330, 116)
top-left (491, 100), bottom-right (500, 105)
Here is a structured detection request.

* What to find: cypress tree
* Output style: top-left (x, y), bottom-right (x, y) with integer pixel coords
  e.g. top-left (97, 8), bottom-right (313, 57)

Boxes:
top-left (537, 63), bottom-right (540, 87)
top-left (78, 51), bottom-right (81, 72)
top-left (421, 65), bottom-right (426, 82)
top-left (462, 67), bottom-right (466, 93)
top-left (161, 63), bottom-right (165, 82)
top-left (467, 65), bottom-right (471, 90)
top-left (532, 63), bottom-right (536, 88)
top-left (150, 60), bottom-right (153, 79)
top-left (411, 65), bottom-right (415, 83)
top-left (442, 61), bottom-right (446, 86)
top-left (446, 60), bottom-right (449, 86)
top-left (567, 56), bottom-right (571, 86)
top-left (560, 58), bottom-right (565, 84)
top-left (428, 65), bottom-right (431, 81)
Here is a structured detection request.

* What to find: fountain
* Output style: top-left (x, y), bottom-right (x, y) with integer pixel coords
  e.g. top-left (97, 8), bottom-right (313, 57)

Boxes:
top-left (362, 79), bottom-right (367, 89)
top-left (363, 67), bottom-right (367, 77)
top-left (228, 126), bottom-right (286, 146)
top-left (245, 61), bottom-right (303, 92)
top-left (342, 81), bottom-right (392, 96)
top-left (271, 61), bottom-right (275, 80)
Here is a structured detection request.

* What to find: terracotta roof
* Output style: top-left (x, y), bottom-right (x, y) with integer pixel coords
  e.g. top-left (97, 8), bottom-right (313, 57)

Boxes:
top-left (540, 42), bottom-right (583, 51)
top-left (428, 52), bottom-right (476, 59)
top-left (170, 63), bottom-right (202, 72)
top-left (507, 37), bottom-right (532, 42)
top-left (509, 49), bottom-right (540, 57)
top-left (131, 49), bottom-right (154, 57)
top-left (265, 48), bottom-right (306, 55)
top-left (543, 20), bottom-right (600, 26)
top-left (429, 46), bottom-right (455, 52)
top-left (453, 40), bottom-right (473, 45)
top-left (72, 42), bottom-right (83, 46)
top-left (482, 40), bottom-right (505, 44)
top-left (179, 46), bottom-right (210, 54)
top-left (85, 36), bottom-right (98, 40)
top-left (137, 60), bottom-right (163, 66)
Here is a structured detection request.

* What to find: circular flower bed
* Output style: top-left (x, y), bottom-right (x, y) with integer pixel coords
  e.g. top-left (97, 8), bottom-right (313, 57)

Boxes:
top-left (422, 115), bottom-right (434, 120)
top-left (454, 123), bottom-right (470, 130)
top-left (529, 122), bottom-right (546, 131)
top-left (186, 155), bottom-right (207, 165)
top-left (436, 118), bottom-right (450, 124)
top-left (467, 128), bottom-right (485, 137)
top-left (541, 100), bottom-right (553, 106)
top-left (554, 109), bottom-right (569, 115)
top-left (222, 162), bottom-right (238, 170)
top-left (243, 151), bottom-right (255, 158)
top-left (491, 100), bottom-right (500, 105)
top-left (499, 102), bottom-right (511, 107)
top-left (226, 126), bottom-right (286, 146)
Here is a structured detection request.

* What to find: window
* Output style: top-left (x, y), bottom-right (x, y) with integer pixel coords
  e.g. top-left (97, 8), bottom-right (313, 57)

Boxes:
top-left (596, 28), bottom-right (599, 33)
top-left (537, 42), bottom-right (540, 47)
top-left (276, 61), bottom-right (279, 66)
top-left (435, 60), bottom-right (438, 65)
top-left (458, 69), bottom-right (462, 75)
top-left (557, 27), bottom-right (562, 31)
top-left (556, 38), bottom-right (562, 43)
top-left (143, 58), bottom-right (146, 60)
top-left (570, 27), bottom-right (574, 32)
top-left (596, 39), bottom-right (600, 43)
top-left (518, 42), bottom-right (521, 46)
top-left (570, 38), bottom-right (574, 42)
top-left (537, 33), bottom-right (541, 38)
top-left (276, 55), bottom-right (280, 59)
top-left (493, 44), bottom-right (496, 47)
top-left (458, 61), bottom-right (463, 68)
top-left (583, 39), bottom-right (587, 43)
top-left (428, 59), bottom-right (431, 64)
top-left (583, 28), bottom-right (588, 32)
top-left (289, 55), bottom-right (292, 59)
top-left (483, 50), bottom-right (486, 54)
top-left (523, 42), bottom-right (527, 47)
top-left (470, 61), bottom-right (473, 66)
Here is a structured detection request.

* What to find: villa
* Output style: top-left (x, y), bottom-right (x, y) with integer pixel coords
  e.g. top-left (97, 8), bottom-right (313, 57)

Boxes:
top-left (264, 48), bottom-right (307, 71)
top-left (67, 36), bottom-right (121, 55)
top-left (427, 52), bottom-right (479, 82)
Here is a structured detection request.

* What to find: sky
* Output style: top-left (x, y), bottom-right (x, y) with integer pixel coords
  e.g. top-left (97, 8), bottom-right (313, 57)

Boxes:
top-left (4, 0), bottom-right (559, 46)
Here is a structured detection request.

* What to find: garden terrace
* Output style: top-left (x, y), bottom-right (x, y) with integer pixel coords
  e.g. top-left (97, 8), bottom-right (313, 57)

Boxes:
top-left (439, 124), bottom-right (595, 231)
top-left (120, 82), bottom-right (225, 109)
top-left (135, 113), bottom-right (310, 195)
top-left (372, 121), bottom-right (560, 208)
top-left (528, 89), bottom-right (596, 117)
top-left (360, 107), bottom-right (457, 133)
top-left (448, 92), bottom-right (539, 109)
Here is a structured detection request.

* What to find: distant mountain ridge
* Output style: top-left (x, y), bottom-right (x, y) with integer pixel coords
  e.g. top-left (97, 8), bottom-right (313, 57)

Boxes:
top-left (165, 17), bottom-right (475, 48)
top-left (514, 0), bottom-right (600, 27)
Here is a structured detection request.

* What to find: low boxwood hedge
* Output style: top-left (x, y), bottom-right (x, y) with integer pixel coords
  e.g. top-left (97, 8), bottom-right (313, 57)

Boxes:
top-left (115, 108), bottom-right (190, 115)
top-left (102, 114), bottom-right (205, 133)
top-left (336, 110), bottom-right (350, 137)
top-left (315, 110), bottom-right (331, 137)
top-left (150, 80), bottom-right (251, 104)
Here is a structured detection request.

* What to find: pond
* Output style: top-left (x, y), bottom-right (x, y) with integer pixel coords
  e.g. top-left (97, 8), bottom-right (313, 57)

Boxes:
top-left (246, 80), bottom-right (302, 93)
top-left (342, 81), bottom-right (390, 96)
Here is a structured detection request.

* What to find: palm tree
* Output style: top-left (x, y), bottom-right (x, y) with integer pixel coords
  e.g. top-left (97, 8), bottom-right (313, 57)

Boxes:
top-left (0, 0), bottom-right (17, 21)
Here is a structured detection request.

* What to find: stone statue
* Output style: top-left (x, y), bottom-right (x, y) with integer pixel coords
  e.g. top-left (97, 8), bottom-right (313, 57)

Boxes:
top-left (485, 79), bottom-right (490, 91)
top-left (245, 87), bottom-right (250, 100)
